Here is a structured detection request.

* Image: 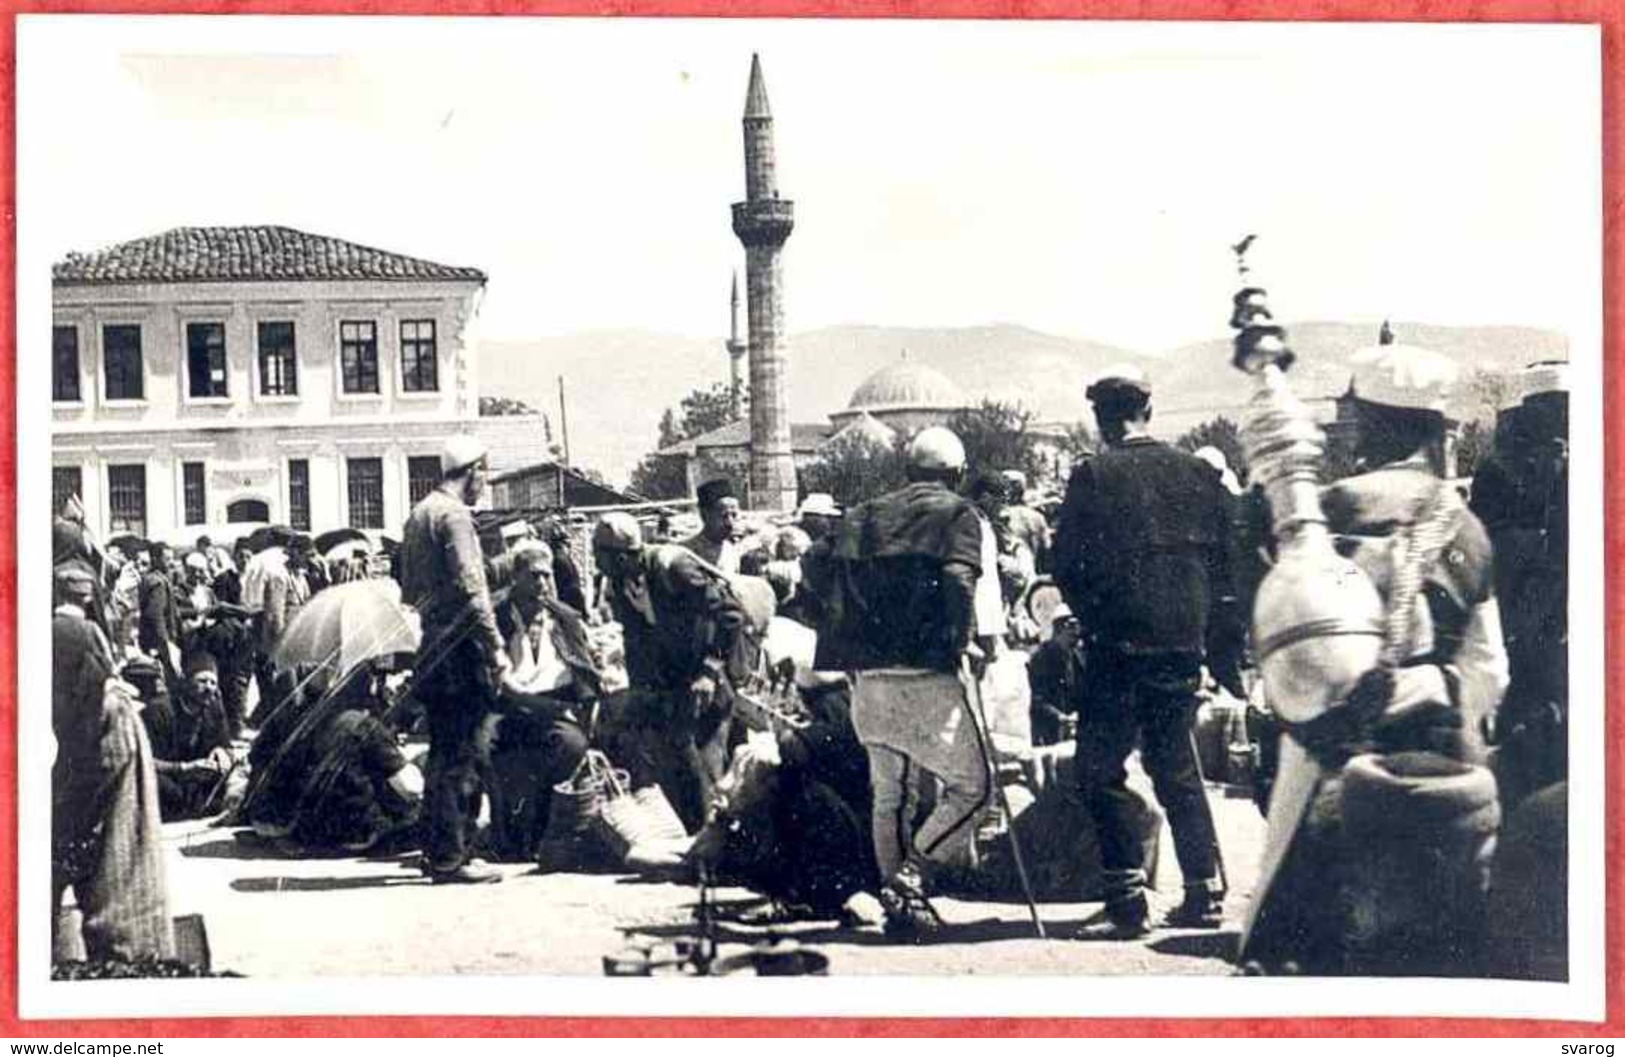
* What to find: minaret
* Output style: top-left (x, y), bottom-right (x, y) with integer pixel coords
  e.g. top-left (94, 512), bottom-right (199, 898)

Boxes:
top-left (731, 53), bottom-right (798, 512)
top-left (726, 271), bottom-right (749, 420)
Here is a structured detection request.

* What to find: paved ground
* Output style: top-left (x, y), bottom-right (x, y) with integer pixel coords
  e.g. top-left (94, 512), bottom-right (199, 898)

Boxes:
top-left (161, 782), bottom-right (1267, 978)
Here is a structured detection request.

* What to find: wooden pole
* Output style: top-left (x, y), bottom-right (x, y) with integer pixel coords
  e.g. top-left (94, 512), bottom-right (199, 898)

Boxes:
top-left (557, 375), bottom-right (572, 508)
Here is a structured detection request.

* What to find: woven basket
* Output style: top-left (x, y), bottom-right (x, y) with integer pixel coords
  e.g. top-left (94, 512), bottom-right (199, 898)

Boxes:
top-left (546, 750), bottom-right (626, 840)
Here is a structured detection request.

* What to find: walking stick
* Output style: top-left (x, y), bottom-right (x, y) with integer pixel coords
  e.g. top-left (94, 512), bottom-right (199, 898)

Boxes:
top-left (961, 657), bottom-right (1047, 940)
top-left (1187, 722), bottom-right (1229, 896)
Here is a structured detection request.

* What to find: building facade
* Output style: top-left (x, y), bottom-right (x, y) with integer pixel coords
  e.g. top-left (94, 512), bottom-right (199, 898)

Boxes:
top-left (50, 226), bottom-right (499, 541)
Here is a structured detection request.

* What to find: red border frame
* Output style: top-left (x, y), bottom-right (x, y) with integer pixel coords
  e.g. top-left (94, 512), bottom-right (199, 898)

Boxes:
top-left (1, 0), bottom-right (1617, 1036)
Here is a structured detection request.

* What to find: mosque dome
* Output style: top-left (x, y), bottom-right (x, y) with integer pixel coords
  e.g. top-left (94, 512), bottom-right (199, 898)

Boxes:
top-left (846, 357), bottom-right (968, 414)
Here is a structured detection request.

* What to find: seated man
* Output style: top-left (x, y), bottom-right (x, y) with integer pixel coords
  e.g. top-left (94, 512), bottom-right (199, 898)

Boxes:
top-left (483, 540), bottom-right (599, 862)
top-left (143, 651), bottom-right (237, 821)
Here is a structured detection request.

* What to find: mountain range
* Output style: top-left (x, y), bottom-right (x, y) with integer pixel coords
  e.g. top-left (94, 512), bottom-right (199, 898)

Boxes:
top-left (480, 322), bottom-right (1568, 485)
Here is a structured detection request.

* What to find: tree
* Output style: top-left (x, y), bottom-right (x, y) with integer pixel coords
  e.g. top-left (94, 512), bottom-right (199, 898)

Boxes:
top-left (628, 453), bottom-right (690, 501)
top-left (798, 432), bottom-right (908, 508)
top-left (1174, 415), bottom-right (1248, 482)
top-left (658, 381), bottom-right (741, 447)
top-left (480, 395), bottom-right (543, 418)
top-left (945, 399), bottom-right (1044, 486)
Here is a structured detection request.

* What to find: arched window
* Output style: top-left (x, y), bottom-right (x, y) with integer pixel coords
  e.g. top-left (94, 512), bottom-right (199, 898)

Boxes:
top-left (226, 498), bottom-right (270, 523)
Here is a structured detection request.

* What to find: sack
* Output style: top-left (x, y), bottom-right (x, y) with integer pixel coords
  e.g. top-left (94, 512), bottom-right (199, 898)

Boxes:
top-left (980, 651), bottom-right (1032, 760)
top-left (593, 766), bottom-right (690, 861)
top-left (546, 750), bottom-right (625, 840)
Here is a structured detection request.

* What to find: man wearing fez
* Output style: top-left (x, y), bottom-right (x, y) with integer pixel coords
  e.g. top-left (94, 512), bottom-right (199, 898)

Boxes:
top-left (806, 427), bottom-right (989, 941)
top-left (52, 561), bottom-right (175, 962)
top-left (144, 651), bottom-right (236, 821)
top-left (400, 435), bottom-right (513, 884)
top-left (1053, 365), bottom-right (1239, 937)
top-left (680, 477), bottom-right (745, 574)
top-left (592, 512), bottom-right (751, 831)
top-left (1246, 342), bottom-right (1510, 975)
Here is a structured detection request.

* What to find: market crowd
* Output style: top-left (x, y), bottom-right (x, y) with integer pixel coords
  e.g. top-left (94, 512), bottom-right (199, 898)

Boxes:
top-left (50, 333), bottom-right (1569, 980)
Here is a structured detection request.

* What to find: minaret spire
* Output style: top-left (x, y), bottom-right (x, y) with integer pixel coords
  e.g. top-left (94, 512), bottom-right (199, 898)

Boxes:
top-left (731, 53), bottom-right (797, 512)
top-left (725, 271), bottom-right (748, 420)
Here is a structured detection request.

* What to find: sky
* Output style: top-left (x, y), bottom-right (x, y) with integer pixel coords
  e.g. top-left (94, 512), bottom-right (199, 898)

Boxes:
top-left (18, 16), bottom-right (1601, 353)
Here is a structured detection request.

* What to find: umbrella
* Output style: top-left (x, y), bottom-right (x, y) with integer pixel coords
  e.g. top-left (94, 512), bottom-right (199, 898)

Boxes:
top-left (105, 534), bottom-right (150, 560)
top-left (314, 528), bottom-right (370, 557)
top-left (244, 525), bottom-right (291, 553)
top-left (272, 578), bottom-right (420, 682)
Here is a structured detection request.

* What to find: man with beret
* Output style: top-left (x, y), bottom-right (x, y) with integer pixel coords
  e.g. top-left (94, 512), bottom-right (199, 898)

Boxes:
top-left (593, 511), bottom-right (751, 832)
top-left (400, 434), bottom-right (513, 884)
top-left (1244, 339), bottom-right (1510, 974)
top-left (241, 527), bottom-right (312, 728)
top-left (143, 651), bottom-right (236, 821)
top-left (52, 561), bottom-right (175, 963)
top-left (680, 477), bottom-right (746, 574)
top-left (1053, 365), bottom-right (1240, 937)
top-left (806, 426), bottom-right (990, 941)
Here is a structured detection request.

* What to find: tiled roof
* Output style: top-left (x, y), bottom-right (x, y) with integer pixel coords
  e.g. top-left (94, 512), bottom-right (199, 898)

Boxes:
top-left (53, 226), bottom-right (487, 286)
top-left (657, 419), bottom-right (832, 458)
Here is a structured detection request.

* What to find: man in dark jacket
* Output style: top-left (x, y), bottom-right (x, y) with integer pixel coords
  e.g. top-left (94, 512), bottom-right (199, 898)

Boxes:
top-left (143, 651), bottom-right (235, 820)
top-left (52, 562), bottom-right (175, 963)
top-left (807, 426), bottom-right (989, 941)
top-left (138, 542), bottom-right (183, 683)
top-left (593, 512), bottom-right (749, 832)
top-left (400, 434), bottom-right (513, 884)
top-left (1053, 365), bottom-right (1238, 936)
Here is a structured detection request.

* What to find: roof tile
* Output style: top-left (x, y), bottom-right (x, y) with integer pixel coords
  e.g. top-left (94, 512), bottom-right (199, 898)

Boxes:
top-left (53, 226), bottom-right (486, 286)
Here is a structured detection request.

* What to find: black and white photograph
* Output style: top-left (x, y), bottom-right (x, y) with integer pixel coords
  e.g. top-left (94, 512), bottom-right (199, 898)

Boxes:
top-left (15, 14), bottom-right (1604, 1021)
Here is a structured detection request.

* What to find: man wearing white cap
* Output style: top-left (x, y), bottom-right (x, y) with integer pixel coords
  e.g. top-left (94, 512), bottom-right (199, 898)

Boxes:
top-left (399, 433), bottom-right (511, 884)
top-left (1245, 339), bottom-right (1510, 974)
top-left (807, 426), bottom-right (990, 941)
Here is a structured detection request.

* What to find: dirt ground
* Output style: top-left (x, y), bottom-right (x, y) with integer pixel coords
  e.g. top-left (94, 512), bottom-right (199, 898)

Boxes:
top-left (160, 782), bottom-right (1266, 979)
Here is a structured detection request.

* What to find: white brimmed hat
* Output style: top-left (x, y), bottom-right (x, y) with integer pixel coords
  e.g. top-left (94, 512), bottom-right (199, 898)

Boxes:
top-left (796, 492), bottom-right (842, 519)
top-left (440, 435), bottom-right (489, 476)
top-left (1348, 343), bottom-right (1459, 413)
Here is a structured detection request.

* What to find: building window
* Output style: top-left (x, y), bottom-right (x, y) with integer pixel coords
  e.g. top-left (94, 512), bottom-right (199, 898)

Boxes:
top-left (347, 457), bottom-right (385, 529)
top-left (400, 320), bottom-right (438, 393)
top-left (103, 324), bottom-right (144, 401)
top-left (408, 455), bottom-right (441, 506)
top-left (53, 326), bottom-right (80, 402)
top-left (186, 322), bottom-right (229, 398)
top-left (182, 462), bottom-right (207, 526)
top-left (340, 320), bottom-right (379, 395)
top-left (287, 459), bottom-right (311, 532)
top-left (257, 321), bottom-right (298, 397)
top-left (107, 464), bottom-right (147, 537)
top-left (52, 465), bottom-right (82, 515)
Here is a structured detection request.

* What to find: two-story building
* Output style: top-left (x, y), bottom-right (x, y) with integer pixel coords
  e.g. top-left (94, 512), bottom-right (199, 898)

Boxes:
top-left (49, 225), bottom-right (518, 541)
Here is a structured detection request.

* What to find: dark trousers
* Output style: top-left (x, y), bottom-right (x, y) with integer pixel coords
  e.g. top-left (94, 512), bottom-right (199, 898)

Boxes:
top-left (484, 708), bottom-right (590, 861)
top-left (419, 641), bottom-right (495, 873)
top-left (605, 685), bottom-right (735, 833)
top-left (1076, 648), bottom-right (1220, 902)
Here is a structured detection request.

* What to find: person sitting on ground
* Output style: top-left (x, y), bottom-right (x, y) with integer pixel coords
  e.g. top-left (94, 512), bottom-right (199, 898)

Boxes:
top-left (143, 651), bottom-right (238, 821)
top-left (483, 540), bottom-right (599, 862)
top-left (247, 661), bottom-right (423, 854)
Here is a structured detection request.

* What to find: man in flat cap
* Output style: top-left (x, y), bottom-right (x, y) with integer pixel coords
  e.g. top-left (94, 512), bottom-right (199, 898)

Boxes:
top-left (592, 512), bottom-right (752, 831)
top-left (400, 434), bottom-right (513, 884)
top-left (1053, 364), bottom-right (1240, 937)
top-left (807, 426), bottom-right (990, 941)
top-left (52, 560), bottom-right (175, 963)
top-left (680, 477), bottom-right (746, 574)
top-left (1245, 339), bottom-right (1510, 975)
